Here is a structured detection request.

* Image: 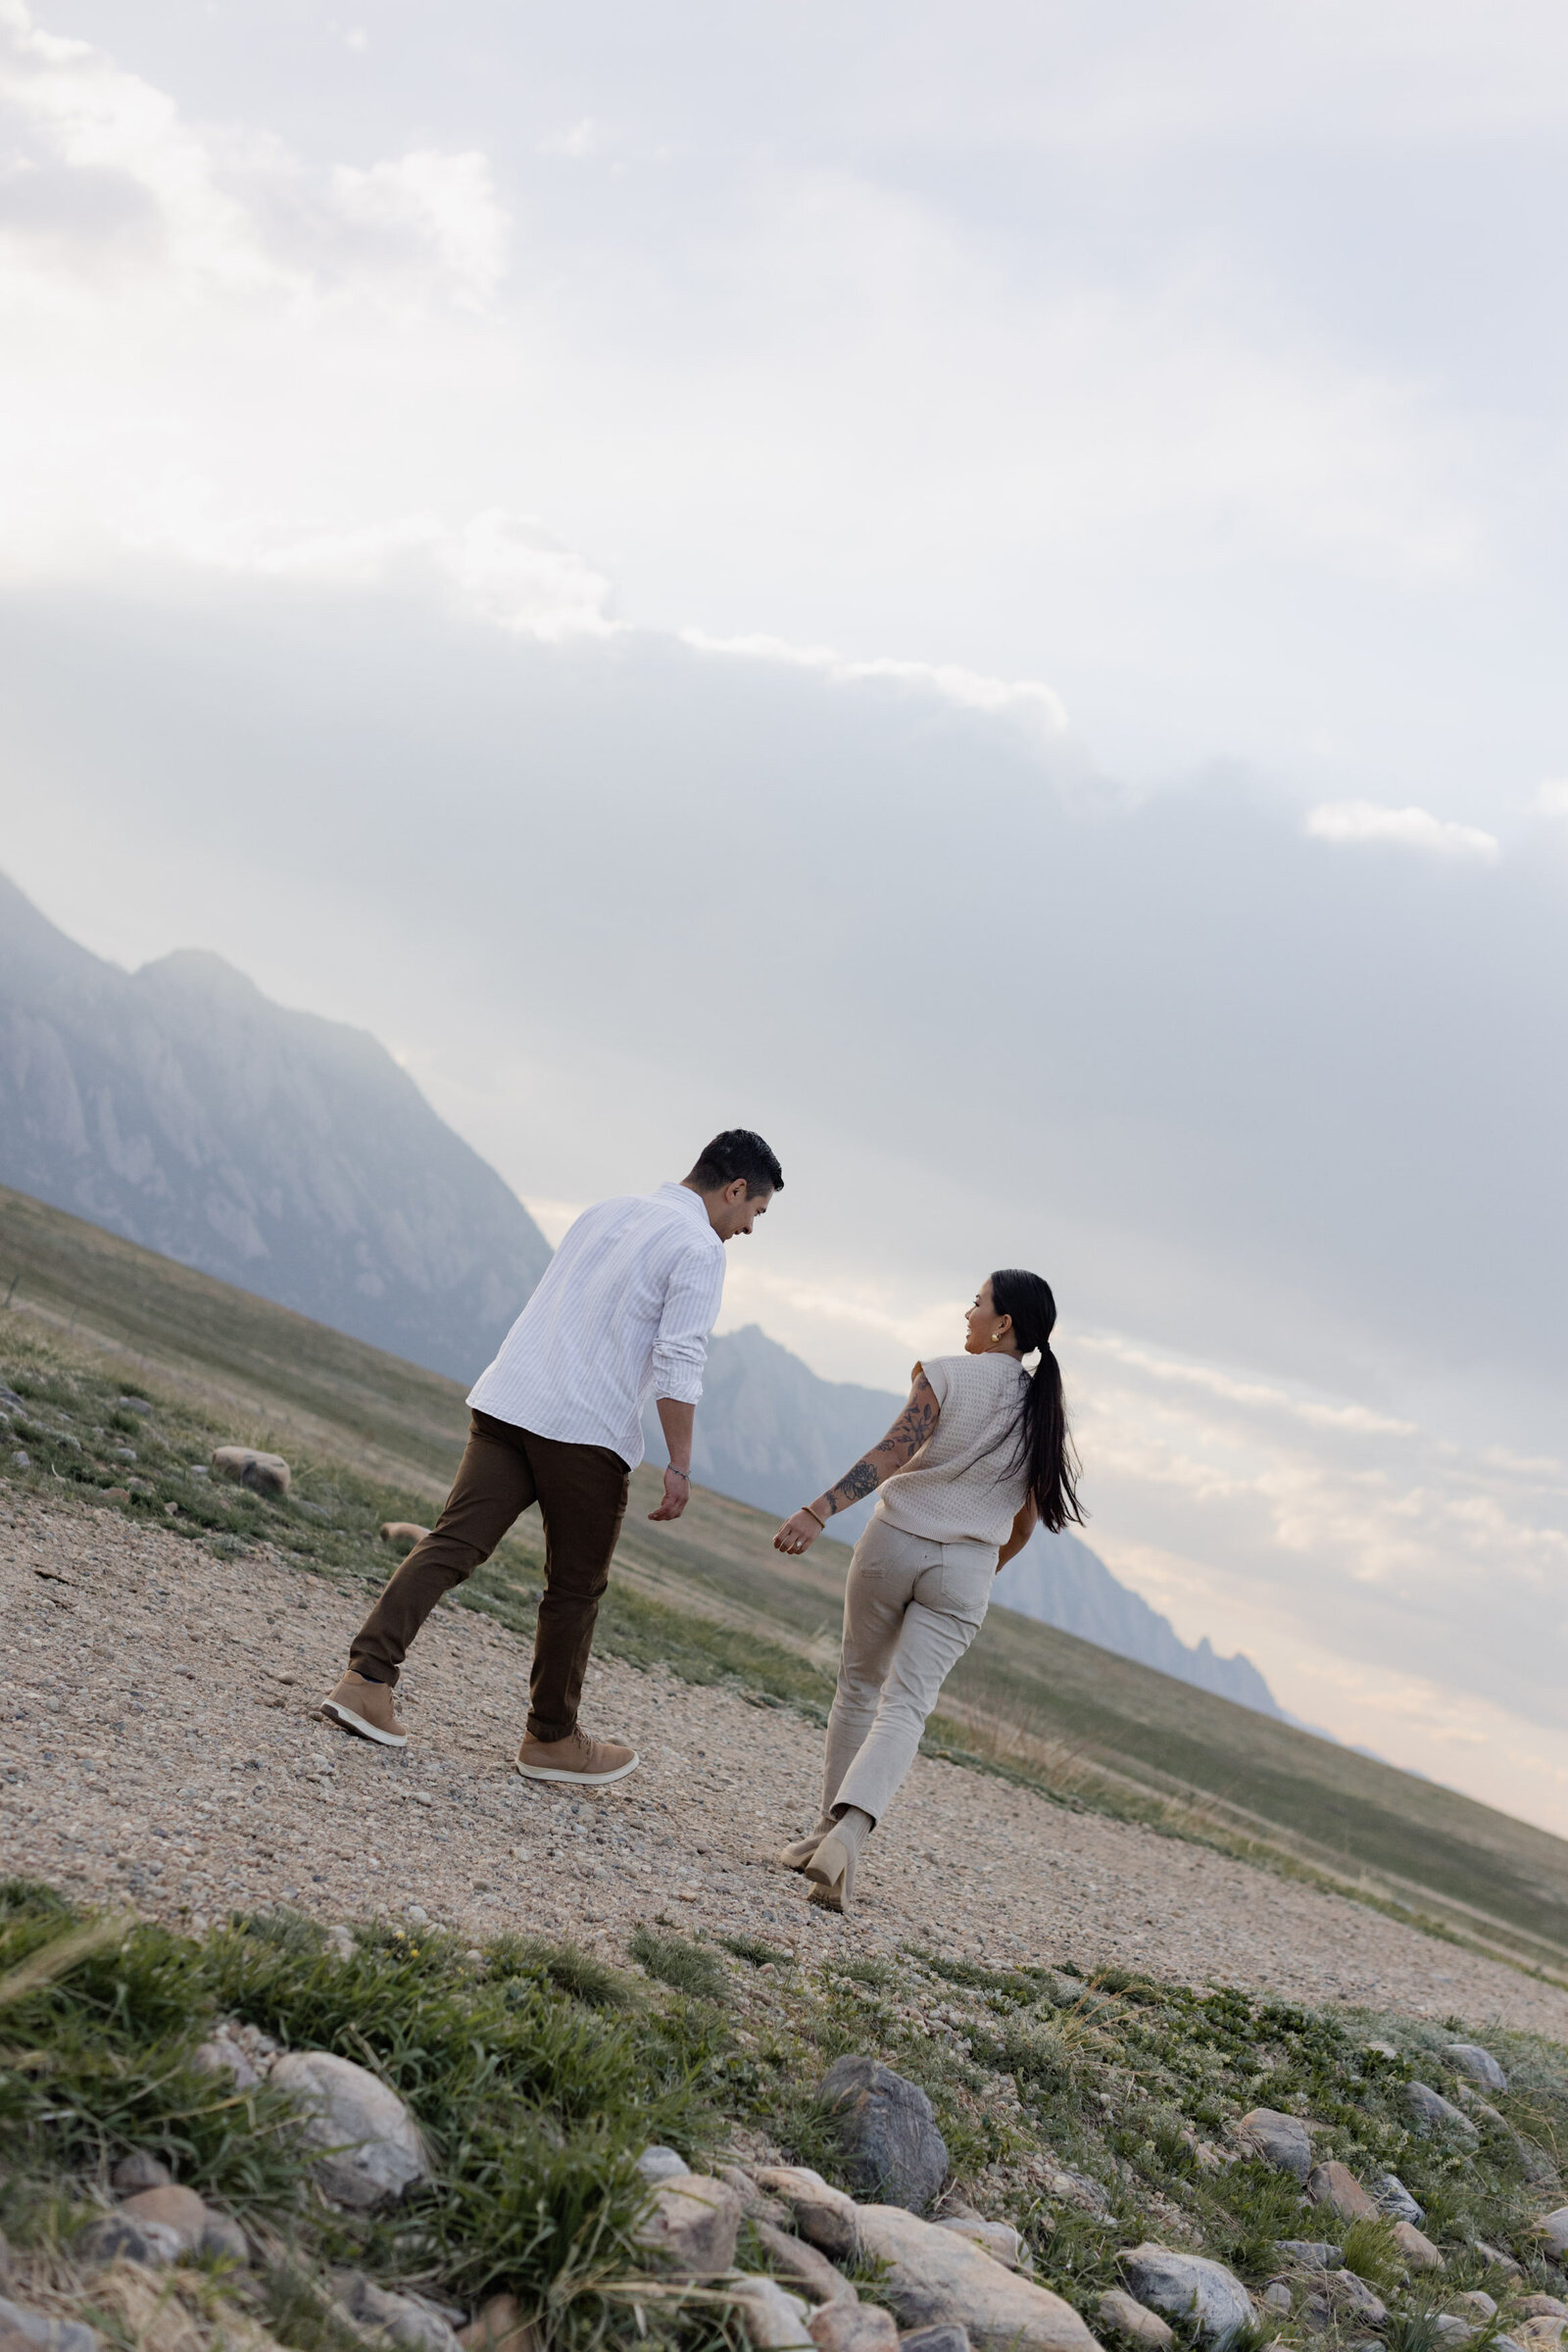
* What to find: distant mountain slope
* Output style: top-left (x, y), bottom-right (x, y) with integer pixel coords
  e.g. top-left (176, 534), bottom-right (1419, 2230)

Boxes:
top-left (653, 1321), bottom-right (1283, 1719)
top-left (993, 1527), bottom-right (1281, 1717)
top-left (0, 871), bottom-right (550, 1380)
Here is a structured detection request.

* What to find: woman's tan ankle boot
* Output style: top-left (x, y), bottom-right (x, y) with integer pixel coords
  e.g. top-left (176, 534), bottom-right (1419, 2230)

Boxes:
top-left (776, 1812), bottom-right (835, 1871)
top-left (804, 1805), bottom-right (873, 1911)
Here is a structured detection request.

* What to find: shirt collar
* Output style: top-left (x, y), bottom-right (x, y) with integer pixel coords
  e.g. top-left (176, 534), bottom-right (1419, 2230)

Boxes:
top-left (658, 1180), bottom-right (711, 1233)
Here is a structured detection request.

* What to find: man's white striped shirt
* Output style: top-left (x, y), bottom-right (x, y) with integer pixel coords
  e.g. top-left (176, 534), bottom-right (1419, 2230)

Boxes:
top-left (467, 1182), bottom-right (725, 1468)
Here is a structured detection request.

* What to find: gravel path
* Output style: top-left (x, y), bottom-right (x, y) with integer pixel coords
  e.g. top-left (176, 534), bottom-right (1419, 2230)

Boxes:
top-left (6, 1491), bottom-right (1568, 2037)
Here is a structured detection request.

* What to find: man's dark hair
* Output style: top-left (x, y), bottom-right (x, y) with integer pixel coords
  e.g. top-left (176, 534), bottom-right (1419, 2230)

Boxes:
top-left (686, 1129), bottom-right (784, 1197)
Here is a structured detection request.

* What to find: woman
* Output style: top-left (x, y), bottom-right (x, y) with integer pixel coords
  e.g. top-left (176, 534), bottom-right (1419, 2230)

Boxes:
top-left (771, 1268), bottom-right (1081, 1912)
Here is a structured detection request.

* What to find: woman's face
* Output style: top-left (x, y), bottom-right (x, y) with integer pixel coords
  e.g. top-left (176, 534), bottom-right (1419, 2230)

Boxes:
top-left (964, 1278), bottom-right (1013, 1354)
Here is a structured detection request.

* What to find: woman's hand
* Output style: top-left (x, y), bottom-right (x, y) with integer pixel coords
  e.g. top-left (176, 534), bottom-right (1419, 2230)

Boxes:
top-left (774, 1509), bottom-right (822, 1556)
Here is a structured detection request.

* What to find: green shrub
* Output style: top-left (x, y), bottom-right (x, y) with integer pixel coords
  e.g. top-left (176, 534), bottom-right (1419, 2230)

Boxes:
top-left (629, 1930), bottom-right (729, 2004)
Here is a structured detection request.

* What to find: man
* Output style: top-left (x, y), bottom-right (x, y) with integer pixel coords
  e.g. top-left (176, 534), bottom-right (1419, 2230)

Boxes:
top-left (318, 1129), bottom-right (783, 1787)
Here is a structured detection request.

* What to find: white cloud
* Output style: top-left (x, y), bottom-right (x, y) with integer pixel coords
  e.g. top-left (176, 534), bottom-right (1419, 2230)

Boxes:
top-left (1305, 800), bottom-right (1499, 859)
top-left (331, 150), bottom-right (509, 305)
top-left (1535, 779), bottom-right (1568, 816)
top-left (679, 627), bottom-right (1070, 742)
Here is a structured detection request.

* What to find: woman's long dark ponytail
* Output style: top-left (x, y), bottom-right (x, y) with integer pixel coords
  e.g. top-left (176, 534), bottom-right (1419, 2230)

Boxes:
top-left (990, 1268), bottom-right (1083, 1532)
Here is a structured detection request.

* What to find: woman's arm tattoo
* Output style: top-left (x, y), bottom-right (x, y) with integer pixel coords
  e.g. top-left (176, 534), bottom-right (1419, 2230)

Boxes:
top-left (821, 1375), bottom-right (940, 1515)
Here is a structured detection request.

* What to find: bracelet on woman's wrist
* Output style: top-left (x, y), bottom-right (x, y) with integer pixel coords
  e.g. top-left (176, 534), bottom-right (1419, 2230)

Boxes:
top-left (801, 1502), bottom-right (827, 1529)
top-left (668, 1467), bottom-right (690, 1482)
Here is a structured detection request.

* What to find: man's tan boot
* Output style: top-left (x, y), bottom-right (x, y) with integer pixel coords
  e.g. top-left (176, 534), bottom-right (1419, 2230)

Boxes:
top-left (319, 1671), bottom-right (409, 1748)
top-left (515, 1726), bottom-right (639, 1786)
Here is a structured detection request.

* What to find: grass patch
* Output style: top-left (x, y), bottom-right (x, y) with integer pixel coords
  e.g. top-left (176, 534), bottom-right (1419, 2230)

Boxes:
top-left (629, 1931), bottom-right (730, 2005)
top-left (716, 1936), bottom-right (793, 1970)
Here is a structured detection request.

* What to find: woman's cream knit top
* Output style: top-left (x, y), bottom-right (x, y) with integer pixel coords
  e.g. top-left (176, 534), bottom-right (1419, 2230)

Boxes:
top-left (875, 1351), bottom-right (1030, 1547)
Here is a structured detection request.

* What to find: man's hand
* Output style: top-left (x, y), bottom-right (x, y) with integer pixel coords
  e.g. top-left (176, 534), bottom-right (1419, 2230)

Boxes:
top-left (648, 1465), bottom-right (691, 1521)
top-left (774, 1508), bottom-right (822, 1557)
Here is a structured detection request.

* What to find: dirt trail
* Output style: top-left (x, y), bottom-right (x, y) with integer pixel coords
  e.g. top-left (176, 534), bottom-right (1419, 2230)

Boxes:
top-left (6, 1490), bottom-right (1568, 2035)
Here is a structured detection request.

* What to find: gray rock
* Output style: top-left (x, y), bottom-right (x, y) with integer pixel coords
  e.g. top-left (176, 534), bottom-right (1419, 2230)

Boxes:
top-left (212, 1446), bottom-right (291, 1498)
top-left (118, 2186), bottom-right (209, 2250)
top-left (1322, 2272), bottom-right (1387, 2327)
top-left (1540, 2211), bottom-right (1568, 2262)
top-left (1479, 2244), bottom-right (1524, 2278)
top-left (1406, 2082), bottom-right (1480, 2140)
top-left (335, 2278), bottom-right (464, 2352)
top-left (191, 2029), bottom-right (263, 2092)
top-left (111, 2154), bottom-right (172, 2196)
top-left (754, 2219), bottom-right (857, 2306)
top-left (856, 2206), bottom-right (1099, 2352)
top-left (1433, 2320), bottom-right (1476, 2347)
top-left (1235, 2108), bottom-right (1312, 2182)
top-left (77, 2214), bottom-right (183, 2269)
top-left (10, 1452), bottom-right (28, 1471)
top-left (751, 2168), bottom-right (859, 2263)
top-left (818, 2057), bottom-right (949, 2215)
top-left (1260, 2287), bottom-right (1293, 2317)
top-left (1516, 2301), bottom-right (1568, 2322)
top-left (1276, 2244), bottom-right (1342, 2271)
top-left (1116, 2246), bottom-right (1253, 2350)
top-left (1097, 2290), bottom-right (1175, 2348)
top-left (636, 2146), bottom-right (691, 2185)
top-left (1045, 2170), bottom-right (1110, 2217)
top-left (1446, 2044), bottom-right (1508, 2093)
top-left (727, 2278), bottom-right (814, 2350)
top-left (0, 2299), bottom-right (101, 2352)
top-left (634, 2174), bottom-right (743, 2278)
top-left (934, 2220), bottom-right (1029, 2273)
top-left (1392, 2221), bottom-right (1444, 2271)
top-left (1305, 2162), bottom-right (1382, 2222)
top-left (1371, 2174), bottom-right (1425, 2226)
top-left (1452, 2295), bottom-right (1497, 2323)
top-left (900, 2332), bottom-right (973, 2352)
top-left (808, 2312), bottom-right (898, 2352)
top-left (199, 2215), bottom-right (249, 2265)
top-left (719, 2166), bottom-right (790, 2225)
top-left (270, 2050), bottom-right (429, 2211)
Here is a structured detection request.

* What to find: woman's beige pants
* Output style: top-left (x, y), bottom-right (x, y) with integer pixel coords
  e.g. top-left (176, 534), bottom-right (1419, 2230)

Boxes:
top-left (822, 1515), bottom-right (997, 1826)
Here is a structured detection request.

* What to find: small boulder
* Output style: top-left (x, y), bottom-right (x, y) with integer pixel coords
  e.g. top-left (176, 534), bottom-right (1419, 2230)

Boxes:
top-left (191, 2028), bottom-right (263, 2092)
top-left (1433, 2321), bottom-right (1477, 2347)
top-left (212, 1446), bottom-right (291, 1498)
top-left (1276, 2243), bottom-right (1342, 2271)
top-left (1446, 2044), bottom-right (1507, 2093)
top-left (270, 2050), bottom-right (429, 2211)
top-left (817, 2057), bottom-right (949, 2215)
top-left (1406, 2082), bottom-right (1479, 2140)
top-left (456, 2295), bottom-right (541, 2352)
top-left (1235, 2109), bottom-right (1312, 2182)
top-left (636, 2146), bottom-right (691, 2185)
top-left (808, 2314), bottom-right (893, 2352)
top-left (111, 2155), bottom-right (172, 2196)
top-left (1260, 2287), bottom-right (1293, 2317)
top-left (721, 2165), bottom-right (790, 2224)
top-left (77, 2215), bottom-right (182, 2269)
top-left (199, 2215), bottom-right (249, 2266)
top-left (856, 2206), bottom-right (1099, 2352)
top-left (1044, 2170), bottom-right (1110, 2217)
top-left (1371, 2174), bottom-right (1425, 2226)
top-left (1097, 2289), bottom-right (1175, 2349)
top-left (1393, 2222), bottom-right (1444, 2271)
top-left (808, 2310), bottom-right (899, 2352)
top-left (1539, 2212), bottom-right (1568, 2264)
top-left (1452, 2295), bottom-right (1497, 2323)
top-left (634, 2174), bottom-right (742, 2278)
top-left (900, 2332), bottom-right (972, 2352)
top-left (1514, 2324), bottom-right (1567, 2352)
top-left (0, 2300), bottom-right (101, 2352)
top-left (728, 2278), bottom-right (814, 2351)
top-left (1322, 2272), bottom-right (1387, 2327)
top-left (1519, 2303), bottom-right (1568, 2322)
top-left (1304, 2163), bottom-right (1382, 2224)
top-left (1478, 2242), bottom-right (1524, 2276)
top-left (335, 2278), bottom-right (463, 2352)
top-left (379, 1523), bottom-right (431, 1555)
top-left (935, 2220), bottom-right (1028, 2273)
top-left (751, 2167), bottom-right (860, 2262)
top-left (1117, 2247), bottom-right (1252, 2350)
top-left (754, 2219), bottom-right (857, 2306)
top-left (119, 2186), bottom-right (209, 2251)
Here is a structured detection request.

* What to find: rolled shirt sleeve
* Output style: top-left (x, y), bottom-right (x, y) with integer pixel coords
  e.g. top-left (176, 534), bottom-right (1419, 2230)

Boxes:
top-left (651, 1243), bottom-right (726, 1403)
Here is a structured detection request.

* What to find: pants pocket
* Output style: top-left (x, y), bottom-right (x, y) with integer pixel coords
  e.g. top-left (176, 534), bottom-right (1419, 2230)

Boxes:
top-left (936, 1548), bottom-right (997, 1618)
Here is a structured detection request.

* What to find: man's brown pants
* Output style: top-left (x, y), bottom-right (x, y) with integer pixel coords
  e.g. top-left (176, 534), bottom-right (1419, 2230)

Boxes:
top-left (349, 1409), bottom-right (629, 1743)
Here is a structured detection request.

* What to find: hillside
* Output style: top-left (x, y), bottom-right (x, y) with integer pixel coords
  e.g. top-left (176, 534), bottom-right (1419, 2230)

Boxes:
top-left (5, 1177), bottom-right (1568, 1974)
top-left (0, 870), bottom-right (551, 1378)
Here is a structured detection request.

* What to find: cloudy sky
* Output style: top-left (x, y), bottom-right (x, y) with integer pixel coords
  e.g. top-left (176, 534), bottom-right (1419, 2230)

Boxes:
top-left (4, 0), bottom-right (1568, 1829)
